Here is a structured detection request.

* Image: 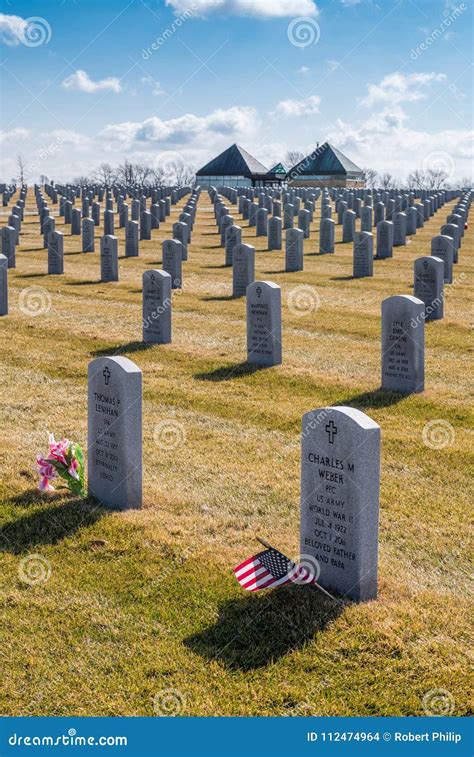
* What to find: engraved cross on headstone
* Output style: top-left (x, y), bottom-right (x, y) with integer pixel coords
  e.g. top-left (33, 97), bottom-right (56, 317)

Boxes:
top-left (326, 420), bottom-right (337, 444)
top-left (103, 367), bottom-right (111, 386)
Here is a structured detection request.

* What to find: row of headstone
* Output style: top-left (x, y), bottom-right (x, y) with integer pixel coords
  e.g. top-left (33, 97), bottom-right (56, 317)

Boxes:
top-left (87, 352), bottom-right (381, 604)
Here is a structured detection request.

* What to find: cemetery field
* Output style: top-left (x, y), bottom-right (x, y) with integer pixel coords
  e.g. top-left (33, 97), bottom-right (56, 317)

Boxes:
top-left (1, 193), bottom-right (473, 718)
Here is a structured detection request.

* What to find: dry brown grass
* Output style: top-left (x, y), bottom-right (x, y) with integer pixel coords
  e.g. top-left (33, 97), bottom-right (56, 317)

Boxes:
top-left (0, 189), bottom-right (472, 716)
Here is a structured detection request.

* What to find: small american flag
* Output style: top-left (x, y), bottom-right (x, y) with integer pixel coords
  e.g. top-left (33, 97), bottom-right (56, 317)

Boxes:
top-left (233, 545), bottom-right (316, 592)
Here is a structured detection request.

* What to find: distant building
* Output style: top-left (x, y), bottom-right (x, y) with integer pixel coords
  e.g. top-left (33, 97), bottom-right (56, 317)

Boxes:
top-left (196, 143), bottom-right (269, 188)
top-left (196, 141), bottom-right (364, 188)
top-left (287, 142), bottom-right (364, 187)
top-left (266, 162), bottom-right (288, 184)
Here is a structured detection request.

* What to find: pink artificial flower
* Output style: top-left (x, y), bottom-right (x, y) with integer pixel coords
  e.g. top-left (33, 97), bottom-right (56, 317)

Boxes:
top-left (39, 477), bottom-right (56, 492)
top-left (48, 434), bottom-right (70, 465)
top-left (36, 455), bottom-right (58, 493)
top-left (68, 457), bottom-right (80, 480)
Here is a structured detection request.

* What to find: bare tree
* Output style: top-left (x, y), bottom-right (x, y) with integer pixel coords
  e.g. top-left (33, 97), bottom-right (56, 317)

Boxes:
top-left (17, 153), bottom-right (26, 185)
top-left (459, 176), bottom-right (473, 189)
top-left (425, 168), bottom-right (449, 190)
top-left (407, 169), bottom-right (427, 190)
top-left (362, 167), bottom-right (378, 189)
top-left (379, 172), bottom-right (397, 189)
top-left (40, 173), bottom-right (49, 186)
top-left (117, 159), bottom-right (135, 185)
top-left (93, 162), bottom-right (117, 186)
top-left (133, 163), bottom-right (153, 185)
top-left (72, 174), bottom-right (90, 186)
top-left (150, 165), bottom-right (167, 185)
top-left (285, 150), bottom-right (305, 169)
top-left (175, 162), bottom-right (195, 189)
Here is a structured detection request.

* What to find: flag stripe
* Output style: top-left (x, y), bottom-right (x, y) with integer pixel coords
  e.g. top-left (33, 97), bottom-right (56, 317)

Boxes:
top-left (235, 561), bottom-right (263, 581)
top-left (239, 566), bottom-right (269, 588)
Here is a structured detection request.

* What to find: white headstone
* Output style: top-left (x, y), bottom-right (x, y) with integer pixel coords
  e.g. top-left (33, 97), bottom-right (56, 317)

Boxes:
top-left (142, 270), bottom-right (172, 344)
top-left (300, 406), bottom-right (380, 601)
top-left (87, 356), bottom-right (142, 509)
top-left (246, 281), bottom-right (282, 366)
top-left (381, 295), bottom-right (424, 393)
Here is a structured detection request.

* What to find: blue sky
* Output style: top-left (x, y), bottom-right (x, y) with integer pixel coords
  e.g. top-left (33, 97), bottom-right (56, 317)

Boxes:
top-left (1, 0), bottom-right (472, 182)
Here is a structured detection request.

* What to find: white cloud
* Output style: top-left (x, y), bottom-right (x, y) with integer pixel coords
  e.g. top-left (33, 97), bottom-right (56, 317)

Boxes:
top-left (99, 105), bottom-right (259, 148)
top-left (275, 95), bottom-right (321, 116)
top-left (0, 127), bottom-right (30, 142)
top-left (61, 69), bottom-right (122, 94)
top-left (297, 66), bottom-right (310, 75)
top-left (340, 0), bottom-right (361, 5)
top-left (327, 105), bottom-right (473, 179)
top-left (166, 0), bottom-right (318, 18)
top-left (140, 77), bottom-right (165, 96)
top-left (0, 14), bottom-right (25, 46)
top-left (360, 72), bottom-right (447, 107)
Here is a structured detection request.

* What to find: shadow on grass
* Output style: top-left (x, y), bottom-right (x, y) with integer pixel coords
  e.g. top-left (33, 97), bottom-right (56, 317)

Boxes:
top-left (0, 494), bottom-right (108, 554)
top-left (92, 341), bottom-right (153, 357)
top-left (330, 275), bottom-right (355, 281)
top-left (263, 269), bottom-right (288, 274)
top-left (340, 387), bottom-right (408, 409)
top-left (15, 273), bottom-right (48, 279)
top-left (65, 280), bottom-right (102, 286)
top-left (195, 361), bottom-right (268, 381)
top-left (201, 294), bottom-right (234, 302)
top-left (185, 585), bottom-right (343, 671)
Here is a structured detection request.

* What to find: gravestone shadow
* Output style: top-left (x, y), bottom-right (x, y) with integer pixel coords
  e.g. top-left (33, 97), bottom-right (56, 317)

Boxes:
top-left (339, 387), bottom-right (407, 409)
top-left (0, 494), bottom-right (108, 554)
top-left (330, 275), bottom-right (355, 281)
top-left (195, 361), bottom-right (268, 381)
top-left (15, 273), bottom-right (49, 279)
top-left (65, 280), bottom-right (102, 286)
top-left (92, 341), bottom-right (153, 357)
top-left (184, 585), bottom-right (343, 671)
top-left (202, 295), bottom-right (234, 302)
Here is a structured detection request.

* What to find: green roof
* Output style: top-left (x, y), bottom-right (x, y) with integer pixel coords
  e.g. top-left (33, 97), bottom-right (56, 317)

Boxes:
top-left (196, 144), bottom-right (268, 177)
top-left (267, 162), bottom-right (287, 175)
top-left (289, 142), bottom-right (363, 177)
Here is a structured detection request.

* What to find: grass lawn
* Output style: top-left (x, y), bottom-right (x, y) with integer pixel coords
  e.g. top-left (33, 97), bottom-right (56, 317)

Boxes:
top-left (0, 189), bottom-right (472, 717)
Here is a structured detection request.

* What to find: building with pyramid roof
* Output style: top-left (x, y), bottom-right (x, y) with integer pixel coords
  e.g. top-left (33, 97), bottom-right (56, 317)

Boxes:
top-left (196, 143), bottom-right (270, 188)
top-left (287, 142), bottom-right (364, 187)
top-left (196, 141), bottom-right (364, 188)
